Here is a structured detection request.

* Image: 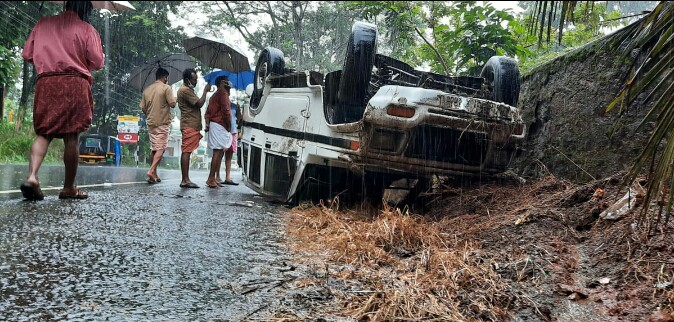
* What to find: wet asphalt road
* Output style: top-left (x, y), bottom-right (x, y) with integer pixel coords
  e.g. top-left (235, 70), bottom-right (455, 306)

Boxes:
top-left (0, 165), bottom-right (293, 321)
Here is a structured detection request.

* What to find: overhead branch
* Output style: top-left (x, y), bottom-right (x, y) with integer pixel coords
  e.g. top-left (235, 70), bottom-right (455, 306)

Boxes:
top-left (401, 3), bottom-right (450, 76)
top-left (219, 1), bottom-right (265, 50)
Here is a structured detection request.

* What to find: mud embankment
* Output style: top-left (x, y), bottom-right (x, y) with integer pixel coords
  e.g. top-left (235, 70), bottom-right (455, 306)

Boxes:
top-left (514, 28), bottom-right (655, 182)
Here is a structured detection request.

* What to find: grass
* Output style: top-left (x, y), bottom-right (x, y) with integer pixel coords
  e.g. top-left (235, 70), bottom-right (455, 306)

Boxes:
top-left (0, 121), bottom-right (64, 164)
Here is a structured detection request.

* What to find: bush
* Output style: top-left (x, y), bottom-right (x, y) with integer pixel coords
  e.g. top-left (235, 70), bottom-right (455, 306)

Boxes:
top-left (0, 122), bottom-right (64, 164)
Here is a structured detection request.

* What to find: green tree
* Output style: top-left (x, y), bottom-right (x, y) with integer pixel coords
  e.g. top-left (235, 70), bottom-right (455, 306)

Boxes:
top-left (192, 1), bottom-right (362, 73)
top-left (516, 2), bottom-right (626, 74)
top-left (87, 1), bottom-right (186, 135)
top-left (350, 1), bottom-right (526, 75)
top-left (0, 1), bottom-right (59, 128)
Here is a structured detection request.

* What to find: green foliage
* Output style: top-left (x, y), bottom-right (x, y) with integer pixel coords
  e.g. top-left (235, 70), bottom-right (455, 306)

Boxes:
top-left (349, 1), bottom-right (526, 75)
top-left (516, 2), bottom-right (627, 75)
top-left (198, 1), bottom-right (361, 73)
top-left (0, 46), bottom-right (21, 87)
top-left (87, 1), bottom-right (186, 134)
top-left (0, 1), bottom-right (58, 106)
top-left (0, 121), bottom-right (63, 164)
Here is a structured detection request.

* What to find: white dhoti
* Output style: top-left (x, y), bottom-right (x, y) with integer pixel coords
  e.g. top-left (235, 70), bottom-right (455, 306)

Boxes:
top-left (207, 121), bottom-right (232, 150)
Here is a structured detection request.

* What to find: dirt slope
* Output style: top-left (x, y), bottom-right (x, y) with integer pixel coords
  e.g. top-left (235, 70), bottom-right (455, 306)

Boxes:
top-left (270, 172), bottom-right (673, 321)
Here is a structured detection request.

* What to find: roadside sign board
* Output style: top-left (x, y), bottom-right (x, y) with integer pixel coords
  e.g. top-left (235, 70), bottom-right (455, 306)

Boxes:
top-left (117, 115), bottom-right (140, 144)
top-left (118, 133), bottom-right (139, 144)
top-left (117, 115), bottom-right (140, 134)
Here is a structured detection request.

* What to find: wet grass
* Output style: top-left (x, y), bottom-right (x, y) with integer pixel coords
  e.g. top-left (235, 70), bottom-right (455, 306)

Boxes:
top-left (0, 122), bottom-right (63, 164)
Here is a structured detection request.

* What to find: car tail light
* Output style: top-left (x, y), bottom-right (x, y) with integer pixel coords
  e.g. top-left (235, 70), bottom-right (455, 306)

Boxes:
top-left (386, 105), bottom-right (415, 118)
top-left (350, 140), bottom-right (360, 151)
top-left (512, 123), bottom-right (524, 136)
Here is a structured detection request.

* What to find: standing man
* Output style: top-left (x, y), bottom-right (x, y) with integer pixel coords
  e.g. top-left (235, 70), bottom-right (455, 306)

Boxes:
top-left (177, 68), bottom-right (211, 188)
top-left (20, 1), bottom-right (103, 200)
top-left (204, 76), bottom-right (232, 188)
top-left (140, 67), bottom-right (176, 183)
top-left (221, 98), bottom-right (241, 186)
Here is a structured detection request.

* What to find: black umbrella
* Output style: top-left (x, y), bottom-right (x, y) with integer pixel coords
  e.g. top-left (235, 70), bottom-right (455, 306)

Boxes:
top-left (128, 53), bottom-right (196, 92)
top-left (183, 35), bottom-right (250, 73)
top-left (47, 1), bottom-right (135, 11)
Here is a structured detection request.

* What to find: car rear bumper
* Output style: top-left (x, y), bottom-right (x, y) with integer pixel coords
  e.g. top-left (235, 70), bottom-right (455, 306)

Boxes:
top-left (352, 85), bottom-right (524, 174)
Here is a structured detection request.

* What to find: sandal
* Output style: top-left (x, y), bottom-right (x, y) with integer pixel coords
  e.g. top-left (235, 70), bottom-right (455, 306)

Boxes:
top-left (179, 182), bottom-right (199, 188)
top-left (20, 181), bottom-right (44, 201)
top-left (205, 181), bottom-right (219, 188)
top-left (59, 189), bottom-right (88, 200)
top-left (223, 180), bottom-right (239, 186)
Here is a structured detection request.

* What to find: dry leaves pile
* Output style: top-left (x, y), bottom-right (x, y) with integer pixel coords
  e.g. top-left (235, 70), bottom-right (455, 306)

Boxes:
top-left (284, 174), bottom-right (674, 321)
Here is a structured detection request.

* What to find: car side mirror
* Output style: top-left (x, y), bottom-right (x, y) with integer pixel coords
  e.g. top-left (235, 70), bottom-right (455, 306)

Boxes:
top-left (245, 83), bottom-right (254, 96)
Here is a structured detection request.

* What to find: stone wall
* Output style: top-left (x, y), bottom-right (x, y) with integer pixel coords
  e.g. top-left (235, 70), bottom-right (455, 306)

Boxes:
top-left (511, 27), bottom-right (655, 183)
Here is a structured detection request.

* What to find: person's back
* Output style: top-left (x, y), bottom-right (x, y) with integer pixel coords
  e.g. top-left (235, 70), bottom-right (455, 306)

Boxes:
top-left (141, 81), bottom-right (174, 127)
top-left (19, 1), bottom-right (104, 201)
top-left (23, 10), bottom-right (103, 83)
top-left (140, 67), bottom-right (176, 184)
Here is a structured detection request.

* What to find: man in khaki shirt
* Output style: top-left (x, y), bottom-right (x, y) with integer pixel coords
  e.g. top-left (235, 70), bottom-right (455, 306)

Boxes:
top-left (140, 67), bottom-right (176, 184)
top-left (177, 68), bottom-right (211, 188)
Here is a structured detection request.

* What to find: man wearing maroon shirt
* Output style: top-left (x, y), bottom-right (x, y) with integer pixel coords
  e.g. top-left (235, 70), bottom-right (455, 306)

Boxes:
top-left (20, 1), bottom-right (104, 200)
top-left (204, 76), bottom-right (232, 188)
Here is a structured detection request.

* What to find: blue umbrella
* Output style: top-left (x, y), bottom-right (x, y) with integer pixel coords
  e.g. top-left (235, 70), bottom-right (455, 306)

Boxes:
top-left (203, 70), bottom-right (254, 90)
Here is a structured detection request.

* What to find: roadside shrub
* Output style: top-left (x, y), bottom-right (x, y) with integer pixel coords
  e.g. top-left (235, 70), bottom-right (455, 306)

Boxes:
top-left (0, 122), bottom-right (64, 164)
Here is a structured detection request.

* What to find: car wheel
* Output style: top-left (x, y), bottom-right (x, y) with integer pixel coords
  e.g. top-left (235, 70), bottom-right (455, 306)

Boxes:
top-left (251, 47), bottom-right (285, 108)
top-left (480, 56), bottom-right (521, 107)
top-left (335, 21), bottom-right (378, 123)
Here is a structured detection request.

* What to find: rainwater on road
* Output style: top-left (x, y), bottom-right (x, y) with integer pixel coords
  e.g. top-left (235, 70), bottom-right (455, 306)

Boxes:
top-left (0, 165), bottom-right (293, 321)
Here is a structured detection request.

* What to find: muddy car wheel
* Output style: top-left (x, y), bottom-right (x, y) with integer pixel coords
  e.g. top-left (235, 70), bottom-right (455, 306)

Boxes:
top-left (480, 56), bottom-right (521, 107)
top-left (251, 47), bottom-right (286, 108)
top-left (333, 21), bottom-right (377, 123)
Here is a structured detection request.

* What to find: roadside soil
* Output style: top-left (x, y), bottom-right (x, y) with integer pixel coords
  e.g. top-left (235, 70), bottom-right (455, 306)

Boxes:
top-left (267, 170), bottom-right (673, 321)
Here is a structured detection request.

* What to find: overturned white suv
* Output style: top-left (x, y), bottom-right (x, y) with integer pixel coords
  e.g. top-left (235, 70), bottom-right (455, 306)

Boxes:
top-left (239, 22), bottom-right (525, 206)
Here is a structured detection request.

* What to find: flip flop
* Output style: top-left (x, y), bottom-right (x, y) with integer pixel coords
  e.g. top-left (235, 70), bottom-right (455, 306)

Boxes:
top-left (205, 181), bottom-right (219, 188)
top-left (223, 180), bottom-right (239, 186)
top-left (147, 174), bottom-right (160, 184)
top-left (179, 182), bottom-right (199, 188)
top-left (58, 189), bottom-right (88, 200)
top-left (20, 181), bottom-right (44, 201)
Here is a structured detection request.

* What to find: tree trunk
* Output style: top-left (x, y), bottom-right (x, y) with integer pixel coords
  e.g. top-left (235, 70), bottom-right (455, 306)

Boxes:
top-left (15, 61), bottom-right (36, 131)
top-left (1, 84), bottom-right (5, 121)
top-left (291, 1), bottom-right (304, 69)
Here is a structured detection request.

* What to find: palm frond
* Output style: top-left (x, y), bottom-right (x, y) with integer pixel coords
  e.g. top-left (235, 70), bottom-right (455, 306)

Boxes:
top-left (604, 1), bottom-right (674, 231)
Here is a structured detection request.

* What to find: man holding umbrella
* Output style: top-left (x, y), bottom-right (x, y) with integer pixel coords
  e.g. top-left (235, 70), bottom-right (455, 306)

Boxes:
top-left (177, 68), bottom-right (211, 188)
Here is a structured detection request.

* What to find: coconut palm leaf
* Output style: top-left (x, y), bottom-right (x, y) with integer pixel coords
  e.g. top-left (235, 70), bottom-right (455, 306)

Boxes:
top-left (603, 1), bottom-right (674, 228)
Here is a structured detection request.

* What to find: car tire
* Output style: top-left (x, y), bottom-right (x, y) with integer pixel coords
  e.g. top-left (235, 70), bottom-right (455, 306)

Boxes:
top-left (251, 47), bottom-right (285, 108)
top-left (335, 21), bottom-right (377, 123)
top-left (480, 56), bottom-right (521, 107)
